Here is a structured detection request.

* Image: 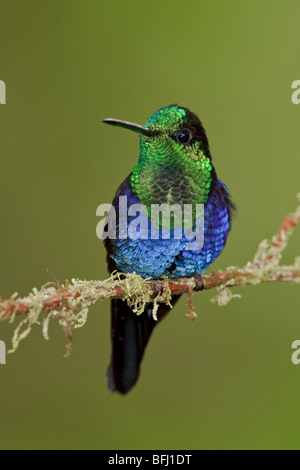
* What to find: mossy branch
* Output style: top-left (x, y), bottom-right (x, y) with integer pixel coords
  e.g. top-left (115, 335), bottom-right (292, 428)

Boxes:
top-left (1, 195), bottom-right (300, 356)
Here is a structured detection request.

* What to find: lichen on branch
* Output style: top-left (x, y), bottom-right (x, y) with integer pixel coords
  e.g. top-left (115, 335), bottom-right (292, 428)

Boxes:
top-left (1, 194), bottom-right (300, 356)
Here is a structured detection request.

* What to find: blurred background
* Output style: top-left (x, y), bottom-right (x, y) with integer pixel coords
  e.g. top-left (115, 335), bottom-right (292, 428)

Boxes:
top-left (1, 0), bottom-right (300, 450)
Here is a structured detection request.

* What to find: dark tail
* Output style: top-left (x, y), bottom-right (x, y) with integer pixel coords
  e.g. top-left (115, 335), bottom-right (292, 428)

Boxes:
top-left (107, 297), bottom-right (179, 394)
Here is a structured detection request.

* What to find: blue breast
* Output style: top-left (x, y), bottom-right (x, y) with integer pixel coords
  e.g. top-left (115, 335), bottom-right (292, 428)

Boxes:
top-left (106, 178), bottom-right (232, 279)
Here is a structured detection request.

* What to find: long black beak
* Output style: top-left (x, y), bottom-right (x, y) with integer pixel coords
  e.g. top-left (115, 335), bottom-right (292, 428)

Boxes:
top-left (102, 118), bottom-right (156, 137)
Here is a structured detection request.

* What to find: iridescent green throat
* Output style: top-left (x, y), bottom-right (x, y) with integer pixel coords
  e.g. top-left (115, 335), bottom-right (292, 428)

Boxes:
top-left (130, 135), bottom-right (214, 211)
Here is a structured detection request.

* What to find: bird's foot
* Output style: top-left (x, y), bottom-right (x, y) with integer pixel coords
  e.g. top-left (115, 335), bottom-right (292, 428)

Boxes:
top-left (194, 274), bottom-right (204, 291)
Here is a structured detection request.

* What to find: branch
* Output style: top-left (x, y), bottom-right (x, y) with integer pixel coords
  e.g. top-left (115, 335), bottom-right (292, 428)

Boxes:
top-left (1, 194), bottom-right (300, 356)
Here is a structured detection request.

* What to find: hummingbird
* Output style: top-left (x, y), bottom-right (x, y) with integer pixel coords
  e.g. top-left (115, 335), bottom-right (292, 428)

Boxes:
top-left (103, 105), bottom-right (234, 394)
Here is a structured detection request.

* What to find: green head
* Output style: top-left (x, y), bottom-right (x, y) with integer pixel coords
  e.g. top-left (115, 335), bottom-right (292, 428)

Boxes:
top-left (103, 105), bottom-right (216, 210)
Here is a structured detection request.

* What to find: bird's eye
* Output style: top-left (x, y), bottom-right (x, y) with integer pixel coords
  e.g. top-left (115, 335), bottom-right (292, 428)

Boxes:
top-left (175, 128), bottom-right (192, 145)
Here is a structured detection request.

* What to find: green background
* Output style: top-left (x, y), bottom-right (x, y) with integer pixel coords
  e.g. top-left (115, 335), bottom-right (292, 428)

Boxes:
top-left (1, 0), bottom-right (300, 450)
